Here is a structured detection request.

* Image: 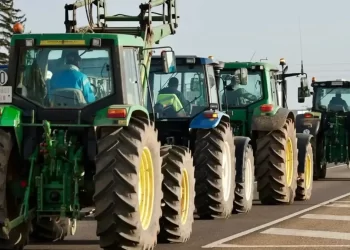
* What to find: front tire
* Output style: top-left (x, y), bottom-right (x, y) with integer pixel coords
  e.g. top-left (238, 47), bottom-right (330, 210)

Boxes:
top-left (233, 144), bottom-right (254, 214)
top-left (158, 145), bottom-right (195, 243)
top-left (93, 117), bottom-right (163, 250)
top-left (255, 118), bottom-right (298, 205)
top-left (296, 141), bottom-right (313, 201)
top-left (193, 122), bottom-right (236, 219)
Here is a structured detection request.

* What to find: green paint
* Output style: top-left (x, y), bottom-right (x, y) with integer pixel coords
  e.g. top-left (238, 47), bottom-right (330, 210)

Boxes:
top-left (221, 61), bottom-right (280, 136)
top-left (93, 105), bottom-right (149, 126)
top-left (34, 121), bottom-right (84, 218)
top-left (0, 105), bottom-right (22, 150)
top-left (323, 113), bottom-right (349, 164)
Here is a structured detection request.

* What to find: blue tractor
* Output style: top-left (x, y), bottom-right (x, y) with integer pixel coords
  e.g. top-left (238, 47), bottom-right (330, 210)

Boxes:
top-left (148, 55), bottom-right (251, 224)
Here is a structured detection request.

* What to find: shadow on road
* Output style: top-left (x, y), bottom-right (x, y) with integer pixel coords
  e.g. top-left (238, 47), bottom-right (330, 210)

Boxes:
top-left (317, 178), bottom-right (350, 181)
top-left (31, 240), bottom-right (99, 245)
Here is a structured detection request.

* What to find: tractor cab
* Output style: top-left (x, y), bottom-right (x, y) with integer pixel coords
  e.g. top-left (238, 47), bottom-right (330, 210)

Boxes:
top-left (150, 56), bottom-right (219, 119)
top-left (149, 55), bottom-right (223, 145)
top-left (311, 78), bottom-right (350, 113)
top-left (7, 32), bottom-right (173, 123)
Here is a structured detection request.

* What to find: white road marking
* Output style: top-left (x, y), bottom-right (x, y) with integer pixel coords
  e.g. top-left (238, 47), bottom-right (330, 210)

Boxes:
top-left (325, 204), bottom-right (350, 208)
top-left (333, 201), bottom-right (350, 203)
top-left (328, 164), bottom-right (347, 169)
top-left (261, 228), bottom-right (350, 240)
top-left (301, 214), bottom-right (350, 221)
top-left (202, 192), bottom-right (350, 248)
top-left (218, 244), bottom-right (350, 248)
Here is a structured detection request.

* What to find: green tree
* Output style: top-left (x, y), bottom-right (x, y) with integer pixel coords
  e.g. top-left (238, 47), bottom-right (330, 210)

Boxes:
top-left (0, 0), bottom-right (26, 64)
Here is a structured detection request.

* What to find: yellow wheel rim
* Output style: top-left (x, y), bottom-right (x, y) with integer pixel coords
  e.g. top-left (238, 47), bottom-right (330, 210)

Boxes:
top-left (286, 138), bottom-right (294, 187)
top-left (305, 154), bottom-right (312, 189)
top-left (180, 169), bottom-right (190, 224)
top-left (138, 147), bottom-right (154, 230)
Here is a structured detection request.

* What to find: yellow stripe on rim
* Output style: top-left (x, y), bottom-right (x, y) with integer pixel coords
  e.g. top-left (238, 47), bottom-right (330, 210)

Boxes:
top-left (139, 147), bottom-right (154, 230)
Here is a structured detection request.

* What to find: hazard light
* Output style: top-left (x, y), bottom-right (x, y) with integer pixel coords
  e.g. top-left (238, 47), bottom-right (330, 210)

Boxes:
top-left (13, 22), bottom-right (24, 34)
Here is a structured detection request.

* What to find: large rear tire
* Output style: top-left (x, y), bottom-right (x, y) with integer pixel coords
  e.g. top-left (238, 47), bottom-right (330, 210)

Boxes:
top-left (255, 118), bottom-right (298, 205)
top-left (93, 117), bottom-right (163, 250)
top-left (158, 145), bottom-right (195, 243)
top-left (0, 130), bottom-right (29, 250)
top-left (296, 141), bottom-right (313, 201)
top-left (193, 121), bottom-right (236, 219)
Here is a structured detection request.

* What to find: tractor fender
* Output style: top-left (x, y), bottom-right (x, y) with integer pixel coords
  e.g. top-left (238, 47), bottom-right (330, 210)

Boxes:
top-left (189, 111), bottom-right (230, 129)
top-left (251, 107), bottom-right (294, 131)
top-left (295, 115), bottom-right (320, 136)
top-left (93, 105), bottom-right (149, 127)
top-left (234, 136), bottom-right (251, 183)
top-left (296, 133), bottom-right (313, 173)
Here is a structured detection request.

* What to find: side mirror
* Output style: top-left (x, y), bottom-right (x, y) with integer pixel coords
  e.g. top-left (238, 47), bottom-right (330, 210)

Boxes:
top-left (298, 87), bottom-right (305, 103)
top-left (161, 50), bottom-right (176, 73)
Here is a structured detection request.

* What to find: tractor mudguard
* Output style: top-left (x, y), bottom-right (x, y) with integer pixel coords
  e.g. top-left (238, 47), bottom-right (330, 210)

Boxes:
top-left (234, 136), bottom-right (251, 183)
top-left (295, 115), bottom-right (320, 136)
top-left (251, 107), bottom-right (294, 131)
top-left (189, 111), bottom-right (229, 129)
top-left (93, 104), bottom-right (149, 127)
top-left (296, 133), bottom-right (313, 173)
top-left (0, 105), bottom-right (22, 149)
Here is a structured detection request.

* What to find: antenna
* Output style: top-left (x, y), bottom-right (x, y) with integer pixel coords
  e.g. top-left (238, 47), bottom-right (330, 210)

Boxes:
top-left (298, 17), bottom-right (304, 74)
top-left (250, 51), bottom-right (256, 62)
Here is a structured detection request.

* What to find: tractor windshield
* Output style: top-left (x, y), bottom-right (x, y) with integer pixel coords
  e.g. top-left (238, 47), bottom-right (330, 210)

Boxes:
top-left (15, 47), bottom-right (113, 108)
top-left (314, 87), bottom-right (350, 112)
top-left (218, 69), bottom-right (263, 108)
top-left (149, 64), bottom-right (212, 118)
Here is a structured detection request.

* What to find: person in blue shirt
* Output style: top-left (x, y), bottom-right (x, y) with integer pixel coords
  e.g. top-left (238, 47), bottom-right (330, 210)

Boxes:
top-left (49, 51), bottom-right (96, 104)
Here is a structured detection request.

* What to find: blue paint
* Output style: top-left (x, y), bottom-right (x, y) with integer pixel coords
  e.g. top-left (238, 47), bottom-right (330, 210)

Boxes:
top-left (190, 111), bottom-right (228, 129)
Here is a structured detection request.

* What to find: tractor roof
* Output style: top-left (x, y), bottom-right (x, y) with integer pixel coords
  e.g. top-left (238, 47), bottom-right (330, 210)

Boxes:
top-left (152, 55), bottom-right (219, 65)
top-left (11, 33), bottom-right (144, 47)
top-left (223, 61), bottom-right (279, 71)
top-left (312, 79), bottom-right (350, 88)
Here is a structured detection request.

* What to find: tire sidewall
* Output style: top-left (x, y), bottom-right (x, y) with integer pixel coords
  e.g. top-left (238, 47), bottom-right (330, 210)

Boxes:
top-left (221, 123), bottom-right (236, 212)
top-left (286, 119), bottom-right (298, 203)
top-left (137, 121), bottom-right (163, 245)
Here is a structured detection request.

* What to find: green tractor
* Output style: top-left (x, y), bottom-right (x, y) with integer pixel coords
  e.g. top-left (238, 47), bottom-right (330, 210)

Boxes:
top-left (218, 58), bottom-right (314, 207)
top-left (0, 0), bottom-right (187, 249)
top-left (296, 77), bottom-right (350, 179)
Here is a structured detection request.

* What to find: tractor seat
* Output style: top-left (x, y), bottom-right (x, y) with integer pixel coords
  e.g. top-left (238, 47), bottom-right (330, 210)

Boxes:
top-left (51, 88), bottom-right (87, 107)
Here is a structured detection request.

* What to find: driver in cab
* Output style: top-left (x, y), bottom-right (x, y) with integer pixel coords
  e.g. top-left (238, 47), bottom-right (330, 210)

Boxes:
top-left (328, 91), bottom-right (349, 111)
top-left (222, 70), bottom-right (257, 106)
top-left (158, 77), bottom-right (190, 114)
top-left (49, 51), bottom-right (96, 104)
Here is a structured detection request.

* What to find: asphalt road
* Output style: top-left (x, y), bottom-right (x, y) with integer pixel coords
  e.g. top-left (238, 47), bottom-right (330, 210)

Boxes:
top-left (25, 164), bottom-right (350, 250)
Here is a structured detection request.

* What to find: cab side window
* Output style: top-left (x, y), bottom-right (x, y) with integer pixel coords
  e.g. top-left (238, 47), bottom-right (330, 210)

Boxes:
top-left (123, 47), bottom-right (141, 105)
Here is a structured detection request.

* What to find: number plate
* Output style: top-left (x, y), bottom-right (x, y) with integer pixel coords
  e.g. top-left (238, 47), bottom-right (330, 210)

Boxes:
top-left (0, 86), bottom-right (12, 103)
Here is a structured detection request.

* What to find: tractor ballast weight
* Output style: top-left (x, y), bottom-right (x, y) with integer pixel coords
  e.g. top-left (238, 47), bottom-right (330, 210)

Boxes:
top-left (149, 55), bottom-right (238, 218)
top-left (296, 78), bottom-right (350, 179)
top-left (219, 58), bottom-right (314, 206)
top-left (1, 0), bottom-right (181, 249)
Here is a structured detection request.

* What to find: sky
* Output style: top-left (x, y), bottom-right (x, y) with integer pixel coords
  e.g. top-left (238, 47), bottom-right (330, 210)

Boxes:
top-left (15, 0), bottom-right (350, 109)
